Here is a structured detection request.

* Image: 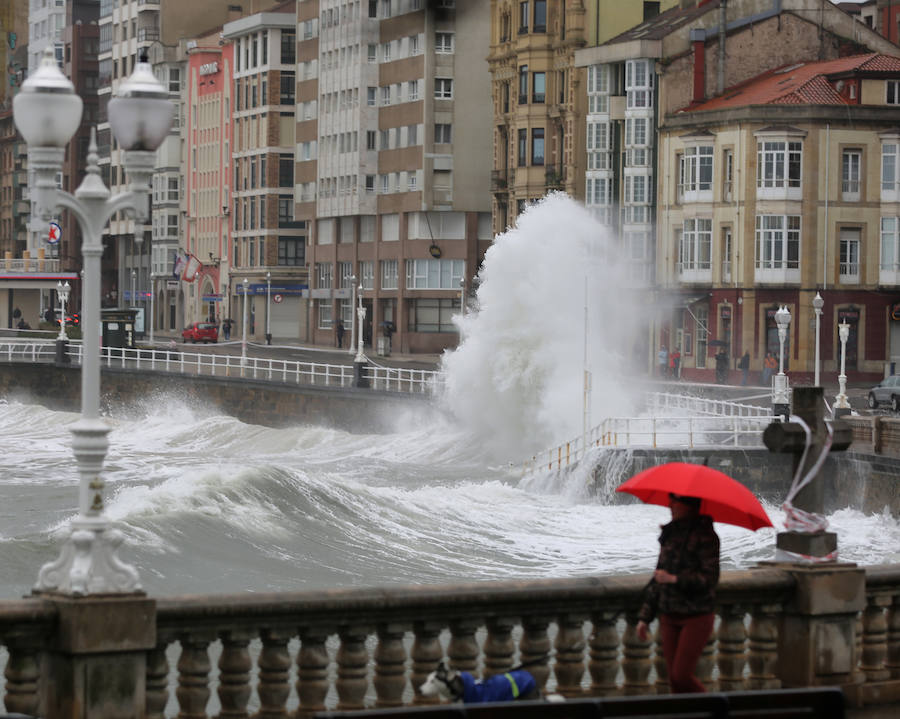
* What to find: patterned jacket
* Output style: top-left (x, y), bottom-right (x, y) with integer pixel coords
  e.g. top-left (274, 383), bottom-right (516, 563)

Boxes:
top-left (637, 515), bottom-right (720, 623)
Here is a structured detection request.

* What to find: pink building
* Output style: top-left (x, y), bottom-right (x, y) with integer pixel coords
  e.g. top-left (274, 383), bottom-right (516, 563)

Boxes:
top-left (184, 31), bottom-right (234, 325)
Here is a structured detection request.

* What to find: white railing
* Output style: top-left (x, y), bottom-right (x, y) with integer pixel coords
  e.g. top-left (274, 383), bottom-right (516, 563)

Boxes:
top-left (1, 258), bottom-right (60, 273)
top-left (647, 392), bottom-right (773, 419)
top-left (0, 340), bottom-right (441, 395)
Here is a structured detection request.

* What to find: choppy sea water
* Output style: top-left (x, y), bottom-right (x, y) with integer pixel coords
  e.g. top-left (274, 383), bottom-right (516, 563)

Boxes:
top-left (2, 195), bottom-right (897, 599)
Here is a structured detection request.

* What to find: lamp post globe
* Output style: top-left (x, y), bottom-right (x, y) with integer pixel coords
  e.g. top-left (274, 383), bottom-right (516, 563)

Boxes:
top-left (13, 45), bottom-right (174, 596)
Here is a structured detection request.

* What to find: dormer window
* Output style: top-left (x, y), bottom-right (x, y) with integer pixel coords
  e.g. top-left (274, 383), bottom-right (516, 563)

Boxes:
top-left (887, 80), bottom-right (900, 105)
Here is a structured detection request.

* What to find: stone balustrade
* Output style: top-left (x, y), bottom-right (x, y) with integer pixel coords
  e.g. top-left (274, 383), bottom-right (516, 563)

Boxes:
top-left (1, 564), bottom-right (898, 717)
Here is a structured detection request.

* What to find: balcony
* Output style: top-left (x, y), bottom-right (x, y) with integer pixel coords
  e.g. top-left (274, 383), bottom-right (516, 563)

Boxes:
top-left (138, 0), bottom-right (160, 7)
top-left (677, 263), bottom-right (712, 284)
top-left (491, 169), bottom-right (508, 191)
top-left (545, 168), bottom-right (564, 190)
top-left (137, 28), bottom-right (160, 43)
top-left (2, 256), bottom-right (60, 273)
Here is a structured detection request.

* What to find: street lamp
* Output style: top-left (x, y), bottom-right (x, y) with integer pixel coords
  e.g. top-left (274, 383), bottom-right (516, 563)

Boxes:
top-left (813, 292), bottom-right (824, 386)
top-left (773, 304), bottom-right (792, 418)
top-left (348, 274), bottom-right (357, 355)
top-left (459, 277), bottom-right (466, 315)
top-left (56, 280), bottom-right (70, 341)
top-left (130, 268), bottom-right (136, 308)
top-left (14, 47), bottom-right (173, 594)
top-left (241, 277), bottom-right (249, 367)
top-left (265, 271), bottom-right (272, 345)
top-left (353, 282), bottom-right (368, 387)
top-left (835, 320), bottom-right (852, 417)
top-left (149, 271), bottom-right (154, 344)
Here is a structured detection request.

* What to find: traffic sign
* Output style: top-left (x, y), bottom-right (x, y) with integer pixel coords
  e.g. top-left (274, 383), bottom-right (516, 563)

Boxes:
top-left (48, 221), bottom-right (61, 245)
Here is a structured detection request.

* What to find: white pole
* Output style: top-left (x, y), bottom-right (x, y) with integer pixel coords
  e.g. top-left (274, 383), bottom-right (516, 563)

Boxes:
top-left (349, 274), bottom-right (357, 354)
top-left (355, 282), bottom-right (366, 362)
top-left (583, 276), bottom-right (590, 455)
top-left (813, 292), bottom-right (823, 386)
top-left (57, 280), bottom-right (69, 341)
top-left (149, 275), bottom-right (154, 344)
top-left (266, 271), bottom-right (271, 344)
top-left (241, 277), bottom-right (249, 367)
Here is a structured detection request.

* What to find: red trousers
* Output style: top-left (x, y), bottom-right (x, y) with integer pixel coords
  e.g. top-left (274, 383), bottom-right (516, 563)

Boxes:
top-left (659, 612), bottom-right (715, 693)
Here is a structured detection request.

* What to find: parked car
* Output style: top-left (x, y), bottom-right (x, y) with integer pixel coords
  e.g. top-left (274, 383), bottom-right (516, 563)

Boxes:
top-left (867, 375), bottom-right (900, 411)
top-left (181, 322), bottom-right (218, 343)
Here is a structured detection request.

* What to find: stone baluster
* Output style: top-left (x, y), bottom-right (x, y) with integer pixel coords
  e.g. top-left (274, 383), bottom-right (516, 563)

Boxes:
top-left (410, 621), bottom-right (443, 704)
top-left (717, 605), bottom-right (747, 691)
top-left (887, 595), bottom-right (900, 679)
top-left (146, 639), bottom-right (171, 719)
top-left (484, 617), bottom-right (515, 676)
top-left (336, 625), bottom-right (369, 711)
top-left (257, 628), bottom-right (293, 718)
top-left (652, 621), bottom-right (667, 694)
top-left (3, 638), bottom-right (40, 716)
top-left (855, 611), bottom-right (865, 684)
top-left (176, 631), bottom-right (215, 719)
top-left (447, 619), bottom-right (480, 673)
top-left (554, 614), bottom-right (586, 697)
top-left (296, 628), bottom-right (331, 717)
top-left (622, 616), bottom-right (653, 696)
top-left (216, 630), bottom-right (254, 719)
top-left (521, 615), bottom-right (553, 691)
top-left (696, 621), bottom-right (717, 690)
top-left (861, 595), bottom-right (891, 682)
top-left (587, 611), bottom-right (619, 696)
top-left (374, 623), bottom-right (407, 707)
top-left (747, 603), bottom-right (781, 689)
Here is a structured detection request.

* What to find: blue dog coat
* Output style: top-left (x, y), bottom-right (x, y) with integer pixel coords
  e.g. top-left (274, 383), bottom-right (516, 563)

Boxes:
top-left (459, 670), bottom-right (537, 703)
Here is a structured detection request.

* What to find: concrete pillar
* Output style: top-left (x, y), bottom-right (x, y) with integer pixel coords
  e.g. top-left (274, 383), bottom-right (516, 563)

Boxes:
top-left (39, 595), bottom-right (155, 719)
top-left (776, 565), bottom-right (865, 689)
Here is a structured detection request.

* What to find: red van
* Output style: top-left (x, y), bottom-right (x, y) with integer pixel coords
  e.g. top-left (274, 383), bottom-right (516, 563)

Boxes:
top-left (181, 322), bottom-right (218, 343)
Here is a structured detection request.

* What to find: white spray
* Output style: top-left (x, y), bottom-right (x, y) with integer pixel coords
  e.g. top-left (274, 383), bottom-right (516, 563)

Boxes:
top-left (440, 194), bottom-right (647, 462)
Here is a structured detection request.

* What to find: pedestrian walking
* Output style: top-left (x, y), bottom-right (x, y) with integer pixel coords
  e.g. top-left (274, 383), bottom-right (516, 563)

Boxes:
top-left (761, 351), bottom-right (777, 386)
top-left (658, 346), bottom-right (668, 377)
top-left (336, 319), bottom-right (345, 348)
top-left (738, 351), bottom-right (750, 386)
top-left (671, 348), bottom-right (681, 379)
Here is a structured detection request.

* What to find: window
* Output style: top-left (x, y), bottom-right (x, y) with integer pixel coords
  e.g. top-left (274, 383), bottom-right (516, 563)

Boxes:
top-left (839, 228), bottom-right (860, 283)
top-left (408, 80), bottom-right (419, 101)
top-left (723, 149), bottom-right (734, 201)
top-left (316, 262), bottom-right (333, 289)
top-left (436, 33), bottom-right (454, 53)
top-left (381, 259), bottom-right (398, 289)
top-left (367, 87), bottom-right (377, 106)
top-left (278, 197), bottom-right (293, 225)
top-left (587, 65), bottom-right (609, 113)
top-left (518, 65), bottom-right (528, 104)
top-left (339, 262), bottom-right (354, 288)
top-left (318, 301), bottom-right (332, 329)
top-left (887, 80), bottom-right (900, 105)
top-left (679, 146), bottom-right (713, 202)
top-left (882, 142), bottom-right (900, 199)
top-left (382, 41), bottom-right (392, 62)
top-left (757, 139), bottom-right (802, 196)
top-left (518, 129), bottom-right (527, 166)
top-left (406, 258), bottom-right (465, 289)
top-left (531, 128), bottom-right (544, 166)
top-left (755, 215), bottom-right (800, 271)
top-left (534, 0), bottom-right (547, 32)
top-left (280, 72), bottom-right (295, 105)
top-left (409, 299), bottom-right (461, 333)
top-left (410, 34), bottom-right (420, 55)
top-left (842, 149), bottom-right (861, 201)
top-left (625, 118), bottom-right (649, 147)
top-left (278, 237), bottom-right (304, 266)
top-left (360, 261), bottom-right (375, 290)
top-left (281, 30), bottom-right (296, 64)
top-left (722, 227), bottom-right (733, 281)
top-left (435, 78), bottom-right (453, 99)
top-left (365, 175), bottom-right (375, 193)
top-left (407, 124), bottom-right (418, 146)
top-left (168, 68), bottom-right (180, 93)
top-left (279, 155), bottom-right (293, 187)
top-left (625, 59), bottom-right (652, 109)
top-left (435, 123), bottom-right (452, 144)
top-left (881, 217), bottom-right (900, 272)
top-left (532, 72), bottom-right (545, 103)
top-left (519, 2), bottom-right (529, 33)
top-left (368, 44), bottom-right (377, 62)
top-left (679, 218), bottom-right (712, 272)
top-left (381, 86), bottom-right (391, 106)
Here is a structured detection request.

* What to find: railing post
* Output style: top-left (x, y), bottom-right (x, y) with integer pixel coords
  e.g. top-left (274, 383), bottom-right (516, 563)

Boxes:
top-left (145, 636), bottom-right (171, 719)
top-left (717, 604), bottom-right (747, 691)
top-left (38, 595), bottom-right (156, 719)
top-left (521, 615), bottom-right (553, 690)
top-left (484, 617), bottom-right (516, 676)
top-left (888, 595), bottom-right (900, 679)
top-left (296, 628), bottom-right (330, 717)
top-left (374, 622), bottom-right (407, 707)
top-left (258, 627), bottom-right (292, 718)
top-left (622, 616), bottom-right (653, 695)
top-left (336, 625), bottom-right (369, 711)
top-left (176, 629), bottom-right (214, 719)
top-left (860, 595), bottom-right (891, 682)
top-left (411, 621), bottom-right (443, 704)
top-left (588, 610), bottom-right (619, 696)
top-left (448, 619), bottom-right (479, 673)
top-left (4, 634), bottom-right (41, 716)
top-left (554, 613), bottom-right (586, 697)
top-left (748, 602), bottom-right (782, 689)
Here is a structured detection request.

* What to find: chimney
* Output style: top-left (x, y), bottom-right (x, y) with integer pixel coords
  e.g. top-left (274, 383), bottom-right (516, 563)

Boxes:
top-left (692, 35), bottom-right (706, 104)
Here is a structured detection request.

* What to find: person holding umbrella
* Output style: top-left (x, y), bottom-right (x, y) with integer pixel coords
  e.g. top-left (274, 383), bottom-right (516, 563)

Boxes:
top-left (617, 462), bottom-right (773, 694)
top-left (635, 492), bottom-right (719, 694)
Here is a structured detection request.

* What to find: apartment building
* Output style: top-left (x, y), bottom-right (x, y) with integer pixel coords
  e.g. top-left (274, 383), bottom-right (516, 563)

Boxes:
top-left (222, 1), bottom-right (305, 341)
top-left (573, 0), bottom-right (898, 377)
top-left (659, 53), bottom-right (900, 383)
top-left (27, 0), bottom-right (66, 73)
top-left (299, 0), bottom-right (493, 354)
top-left (97, 0), bottom-right (245, 330)
top-left (182, 29), bottom-right (235, 328)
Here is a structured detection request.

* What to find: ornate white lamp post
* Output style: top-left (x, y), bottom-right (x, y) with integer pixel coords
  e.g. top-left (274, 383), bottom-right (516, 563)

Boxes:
top-left (348, 274), bottom-right (357, 355)
top-left (265, 271), bottom-right (272, 345)
top-left (355, 283), bottom-right (366, 362)
top-left (773, 304), bottom-right (792, 418)
top-left (241, 277), bottom-right (249, 367)
top-left (14, 47), bottom-right (173, 594)
top-left (459, 277), bottom-right (467, 315)
top-left (813, 292), bottom-right (824, 386)
top-left (149, 272), bottom-right (154, 344)
top-left (56, 280), bottom-right (70, 341)
top-left (834, 320), bottom-right (852, 417)
top-left (130, 268), bottom-right (136, 308)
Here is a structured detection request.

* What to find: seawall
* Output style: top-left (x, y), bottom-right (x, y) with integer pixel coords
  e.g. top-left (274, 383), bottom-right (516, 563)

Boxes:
top-left (0, 362), bottom-right (436, 434)
top-left (596, 447), bottom-right (900, 517)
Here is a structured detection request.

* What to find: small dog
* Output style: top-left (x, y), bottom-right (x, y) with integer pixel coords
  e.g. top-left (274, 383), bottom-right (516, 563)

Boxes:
top-left (420, 661), bottom-right (563, 704)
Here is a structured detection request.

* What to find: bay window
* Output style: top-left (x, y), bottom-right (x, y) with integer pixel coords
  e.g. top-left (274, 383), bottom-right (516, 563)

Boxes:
top-left (679, 218), bottom-right (712, 272)
top-left (755, 215), bottom-right (800, 281)
top-left (757, 139), bottom-right (802, 199)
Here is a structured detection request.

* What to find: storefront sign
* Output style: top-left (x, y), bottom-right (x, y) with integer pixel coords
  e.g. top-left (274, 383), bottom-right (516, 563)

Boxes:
top-left (720, 306), bottom-right (731, 319)
top-left (199, 62), bottom-right (219, 76)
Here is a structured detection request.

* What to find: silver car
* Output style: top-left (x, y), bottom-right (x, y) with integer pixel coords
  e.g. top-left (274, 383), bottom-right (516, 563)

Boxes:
top-left (867, 375), bottom-right (900, 411)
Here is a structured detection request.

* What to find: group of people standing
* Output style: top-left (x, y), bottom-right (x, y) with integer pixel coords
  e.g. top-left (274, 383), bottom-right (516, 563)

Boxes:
top-left (657, 345), bottom-right (780, 387)
top-left (657, 346), bottom-right (681, 378)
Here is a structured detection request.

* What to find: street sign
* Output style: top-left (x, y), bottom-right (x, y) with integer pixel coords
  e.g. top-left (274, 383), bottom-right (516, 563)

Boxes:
top-left (48, 221), bottom-right (61, 245)
top-left (273, 294), bottom-right (283, 304)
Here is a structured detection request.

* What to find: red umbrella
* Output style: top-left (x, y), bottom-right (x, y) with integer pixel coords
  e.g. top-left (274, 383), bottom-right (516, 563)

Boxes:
top-left (616, 462), bottom-right (773, 531)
